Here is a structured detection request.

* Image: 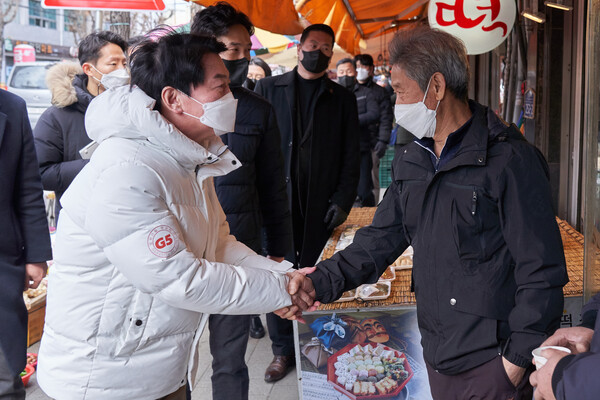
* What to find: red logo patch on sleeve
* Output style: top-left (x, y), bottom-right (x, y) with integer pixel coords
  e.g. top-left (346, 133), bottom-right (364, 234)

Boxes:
top-left (147, 225), bottom-right (179, 258)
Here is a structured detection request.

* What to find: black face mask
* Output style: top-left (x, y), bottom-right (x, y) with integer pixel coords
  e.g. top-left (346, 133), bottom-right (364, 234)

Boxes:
top-left (300, 49), bottom-right (331, 73)
top-left (338, 75), bottom-right (356, 90)
top-left (223, 58), bottom-right (249, 87)
top-left (242, 77), bottom-right (257, 91)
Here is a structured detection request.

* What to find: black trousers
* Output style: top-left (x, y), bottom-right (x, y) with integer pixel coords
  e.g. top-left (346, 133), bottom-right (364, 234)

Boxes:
top-left (357, 151), bottom-right (375, 207)
top-left (426, 355), bottom-right (534, 400)
top-left (0, 346), bottom-right (24, 400)
top-left (266, 312), bottom-right (295, 356)
top-left (208, 314), bottom-right (251, 400)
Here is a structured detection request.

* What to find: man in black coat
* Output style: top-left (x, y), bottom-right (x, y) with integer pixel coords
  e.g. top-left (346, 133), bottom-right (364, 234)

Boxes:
top-left (336, 57), bottom-right (380, 206)
top-left (530, 292), bottom-right (600, 400)
top-left (355, 54), bottom-right (393, 200)
top-left (255, 23), bottom-right (360, 383)
top-left (0, 90), bottom-right (52, 399)
top-left (191, 4), bottom-right (292, 399)
top-left (289, 27), bottom-right (568, 400)
top-left (34, 31), bottom-right (127, 219)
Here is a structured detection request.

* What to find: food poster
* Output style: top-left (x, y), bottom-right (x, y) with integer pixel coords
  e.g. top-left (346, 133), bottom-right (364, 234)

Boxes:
top-left (295, 309), bottom-right (432, 400)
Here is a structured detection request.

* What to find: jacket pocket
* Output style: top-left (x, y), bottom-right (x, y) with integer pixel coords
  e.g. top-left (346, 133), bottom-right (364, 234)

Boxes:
top-left (113, 290), bottom-right (153, 357)
top-left (447, 182), bottom-right (485, 263)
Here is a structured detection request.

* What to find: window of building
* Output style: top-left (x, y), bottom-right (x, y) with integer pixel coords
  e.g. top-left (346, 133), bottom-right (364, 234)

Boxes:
top-left (29, 0), bottom-right (57, 29)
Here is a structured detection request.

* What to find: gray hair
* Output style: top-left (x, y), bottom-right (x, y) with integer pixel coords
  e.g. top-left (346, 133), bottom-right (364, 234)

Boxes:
top-left (389, 26), bottom-right (470, 102)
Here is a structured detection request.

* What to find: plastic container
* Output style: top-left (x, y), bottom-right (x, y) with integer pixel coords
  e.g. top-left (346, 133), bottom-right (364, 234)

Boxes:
top-left (21, 364), bottom-right (35, 386)
top-left (335, 289), bottom-right (358, 303)
top-left (356, 282), bottom-right (391, 301)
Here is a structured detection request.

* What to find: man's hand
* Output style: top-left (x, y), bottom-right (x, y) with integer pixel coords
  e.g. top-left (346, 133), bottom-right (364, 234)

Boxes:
top-left (530, 348), bottom-right (571, 400)
top-left (274, 267), bottom-right (320, 323)
top-left (539, 327), bottom-right (594, 354)
top-left (324, 204), bottom-right (348, 231)
top-left (502, 357), bottom-right (526, 388)
top-left (374, 141), bottom-right (387, 158)
top-left (25, 262), bottom-right (48, 290)
top-left (267, 255), bottom-right (285, 263)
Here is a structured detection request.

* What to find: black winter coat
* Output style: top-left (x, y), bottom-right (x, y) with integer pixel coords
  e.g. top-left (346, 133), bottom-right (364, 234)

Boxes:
top-left (0, 90), bottom-right (52, 375)
top-left (34, 70), bottom-right (93, 214)
top-left (361, 78), bottom-right (393, 147)
top-left (214, 87), bottom-right (291, 255)
top-left (352, 83), bottom-right (380, 152)
top-left (553, 293), bottom-right (600, 399)
top-left (256, 70), bottom-right (360, 267)
top-left (310, 101), bottom-right (568, 374)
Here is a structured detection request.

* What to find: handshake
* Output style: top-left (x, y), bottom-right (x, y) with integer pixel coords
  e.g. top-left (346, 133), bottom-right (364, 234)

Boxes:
top-left (275, 267), bottom-right (320, 323)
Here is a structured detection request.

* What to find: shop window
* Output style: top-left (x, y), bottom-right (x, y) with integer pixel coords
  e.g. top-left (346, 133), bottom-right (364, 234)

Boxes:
top-left (29, 0), bottom-right (56, 29)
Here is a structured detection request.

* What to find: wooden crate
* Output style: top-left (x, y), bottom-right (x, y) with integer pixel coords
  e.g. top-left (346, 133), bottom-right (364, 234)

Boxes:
top-left (27, 295), bottom-right (46, 347)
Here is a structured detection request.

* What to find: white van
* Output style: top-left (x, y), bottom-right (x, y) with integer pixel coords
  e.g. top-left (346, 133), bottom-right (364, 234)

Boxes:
top-left (7, 61), bottom-right (56, 128)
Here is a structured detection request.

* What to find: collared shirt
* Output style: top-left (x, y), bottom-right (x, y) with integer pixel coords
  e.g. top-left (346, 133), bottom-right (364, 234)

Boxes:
top-left (415, 103), bottom-right (475, 172)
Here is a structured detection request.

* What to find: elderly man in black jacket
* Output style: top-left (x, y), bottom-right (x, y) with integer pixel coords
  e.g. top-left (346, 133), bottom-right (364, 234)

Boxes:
top-left (255, 24), bottom-right (360, 383)
top-left (0, 90), bottom-right (52, 399)
top-left (288, 27), bottom-right (568, 400)
top-left (191, 3), bottom-right (292, 399)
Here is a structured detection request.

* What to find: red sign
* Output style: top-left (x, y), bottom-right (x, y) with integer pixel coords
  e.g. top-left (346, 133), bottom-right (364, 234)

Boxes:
top-left (42, 0), bottom-right (166, 11)
top-left (428, 0), bottom-right (515, 55)
top-left (14, 45), bottom-right (36, 63)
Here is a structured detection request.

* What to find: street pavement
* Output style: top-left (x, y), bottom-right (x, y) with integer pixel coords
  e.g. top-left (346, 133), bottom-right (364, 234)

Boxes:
top-left (25, 315), bottom-right (300, 400)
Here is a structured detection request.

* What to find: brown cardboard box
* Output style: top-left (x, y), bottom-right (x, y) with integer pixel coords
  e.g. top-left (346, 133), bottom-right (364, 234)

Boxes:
top-left (27, 295), bottom-right (46, 347)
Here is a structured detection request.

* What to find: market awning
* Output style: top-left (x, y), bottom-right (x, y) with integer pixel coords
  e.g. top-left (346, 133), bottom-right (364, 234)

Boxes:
top-left (186, 0), bottom-right (427, 55)
top-left (296, 0), bottom-right (428, 55)
top-left (187, 0), bottom-right (305, 35)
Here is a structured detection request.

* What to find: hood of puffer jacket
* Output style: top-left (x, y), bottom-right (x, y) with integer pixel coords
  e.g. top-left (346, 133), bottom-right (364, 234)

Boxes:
top-left (85, 85), bottom-right (237, 171)
top-left (45, 62), bottom-right (92, 109)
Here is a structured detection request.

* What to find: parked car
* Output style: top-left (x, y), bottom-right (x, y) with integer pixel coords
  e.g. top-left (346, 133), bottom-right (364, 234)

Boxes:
top-left (7, 61), bottom-right (56, 128)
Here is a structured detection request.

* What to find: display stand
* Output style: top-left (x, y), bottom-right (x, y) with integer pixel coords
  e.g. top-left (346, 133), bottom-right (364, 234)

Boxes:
top-left (293, 209), bottom-right (587, 400)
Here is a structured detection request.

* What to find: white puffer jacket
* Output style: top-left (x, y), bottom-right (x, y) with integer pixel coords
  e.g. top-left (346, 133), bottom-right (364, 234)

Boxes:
top-left (37, 86), bottom-right (294, 400)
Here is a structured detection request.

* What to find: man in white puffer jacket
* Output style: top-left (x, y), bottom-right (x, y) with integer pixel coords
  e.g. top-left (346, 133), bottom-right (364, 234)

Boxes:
top-left (37, 34), bottom-right (315, 400)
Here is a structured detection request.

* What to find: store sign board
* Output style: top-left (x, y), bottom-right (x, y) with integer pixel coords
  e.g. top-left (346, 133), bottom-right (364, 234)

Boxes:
top-left (42, 0), bottom-right (166, 11)
top-left (524, 89), bottom-right (535, 119)
top-left (296, 309), bottom-right (433, 400)
top-left (428, 0), bottom-right (516, 55)
top-left (14, 45), bottom-right (36, 64)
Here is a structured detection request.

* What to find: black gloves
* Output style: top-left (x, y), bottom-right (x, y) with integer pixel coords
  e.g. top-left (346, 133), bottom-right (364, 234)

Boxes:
top-left (324, 203), bottom-right (349, 231)
top-left (374, 141), bottom-right (388, 159)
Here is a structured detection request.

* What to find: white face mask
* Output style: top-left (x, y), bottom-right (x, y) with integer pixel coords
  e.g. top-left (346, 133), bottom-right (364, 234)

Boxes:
top-left (356, 68), bottom-right (369, 82)
top-left (394, 77), bottom-right (440, 139)
top-left (89, 65), bottom-right (130, 90)
top-left (180, 91), bottom-right (238, 136)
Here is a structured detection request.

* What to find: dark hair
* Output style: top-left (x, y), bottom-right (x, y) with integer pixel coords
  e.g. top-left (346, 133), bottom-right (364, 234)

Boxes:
top-left (354, 54), bottom-right (374, 67)
top-left (336, 58), bottom-right (355, 68)
top-left (78, 31), bottom-right (127, 65)
top-left (389, 26), bottom-right (469, 102)
top-left (300, 24), bottom-right (335, 46)
top-left (130, 33), bottom-right (227, 111)
top-left (127, 35), bottom-right (147, 48)
top-left (190, 1), bottom-right (254, 37)
top-left (250, 57), bottom-right (271, 77)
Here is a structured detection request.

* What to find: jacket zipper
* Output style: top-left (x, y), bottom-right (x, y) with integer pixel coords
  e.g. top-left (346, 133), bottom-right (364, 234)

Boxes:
top-left (471, 190), bottom-right (477, 215)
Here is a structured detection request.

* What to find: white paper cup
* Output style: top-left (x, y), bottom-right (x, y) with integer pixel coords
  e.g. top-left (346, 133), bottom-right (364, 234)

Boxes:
top-left (532, 346), bottom-right (571, 370)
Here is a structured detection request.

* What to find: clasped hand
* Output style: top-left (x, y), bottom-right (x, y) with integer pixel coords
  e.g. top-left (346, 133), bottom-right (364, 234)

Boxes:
top-left (274, 267), bottom-right (319, 323)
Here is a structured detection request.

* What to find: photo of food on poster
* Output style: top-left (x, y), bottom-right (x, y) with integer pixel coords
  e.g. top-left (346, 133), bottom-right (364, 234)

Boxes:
top-left (296, 309), bottom-right (432, 400)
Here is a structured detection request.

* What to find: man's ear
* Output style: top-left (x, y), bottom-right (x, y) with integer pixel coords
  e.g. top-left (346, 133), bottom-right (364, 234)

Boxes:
top-left (81, 63), bottom-right (95, 78)
top-left (161, 87), bottom-right (183, 114)
top-left (431, 72), bottom-right (446, 101)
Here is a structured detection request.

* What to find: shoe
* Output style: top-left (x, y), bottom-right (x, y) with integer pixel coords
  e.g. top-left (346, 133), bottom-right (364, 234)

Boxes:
top-left (249, 316), bottom-right (265, 339)
top-left (264, 355), bottom-right (295, 383)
